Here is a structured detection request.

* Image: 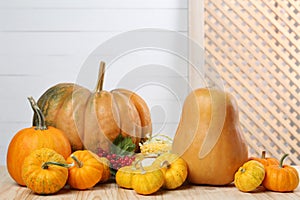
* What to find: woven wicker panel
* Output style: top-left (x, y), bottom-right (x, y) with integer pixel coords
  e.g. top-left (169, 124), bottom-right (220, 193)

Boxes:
top-left (203, 0), bottom-right (300, 164)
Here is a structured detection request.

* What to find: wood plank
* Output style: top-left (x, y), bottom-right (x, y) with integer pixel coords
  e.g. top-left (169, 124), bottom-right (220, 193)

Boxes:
top-left (0, 0), bottom-right (188, 9)
top-left (0, 166), bottom-right (299, 199)
top-left (0, 9), bottom-right (187, 31)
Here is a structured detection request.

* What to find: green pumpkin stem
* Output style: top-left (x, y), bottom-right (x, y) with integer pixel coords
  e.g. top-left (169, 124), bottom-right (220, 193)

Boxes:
top-left (28, 96), bottom-right (47, 130)
top-left (279, 154), bottom-right (289, 168)
top-left (42, 161), bottom-right (73, 169)
top-left (95, 61), bottom-right (106, 93)
top-left (70, 154), bottom-right (83, 168)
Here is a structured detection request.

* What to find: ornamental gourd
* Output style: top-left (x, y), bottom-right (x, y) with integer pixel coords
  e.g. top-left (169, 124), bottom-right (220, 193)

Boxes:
top-left (116, 158), bottom-right (164, 195)
top-left (262, 154), bottom-right (299, 192)
top-left (67, 150), bottom-right (104, 190)
top-left (131, 165), bottom-right (164, 195)
top-left (234, 160), bottom-right (265, 192)
top-left (152, 153), bottom-right (188, 189)
top-left (21, 148), bottom-right (69, 194)
top-left (6, 97), bottom-right (71, 186)
top-left (33, 62), bottom-right (152, 152)
top-left (172, 88), bottom-right (248, 185)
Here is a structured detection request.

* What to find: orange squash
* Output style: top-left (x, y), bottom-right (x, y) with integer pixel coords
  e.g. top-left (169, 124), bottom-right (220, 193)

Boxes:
top-left (172, 88), bottom-right (248, 185)
top-left (34, 62), bottom-right (152, 152)
top-left (6, 97), bottom-right (71, 186)
top-left (262, 154), bottom-right (299, 192)
top-left (67, 150), bottom-right (104, 190)
top-left (249, 151), bottom-right (279, 167)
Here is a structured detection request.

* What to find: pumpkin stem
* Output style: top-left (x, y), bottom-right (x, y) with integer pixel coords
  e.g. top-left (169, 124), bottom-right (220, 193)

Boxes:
top-left (132, 153), bottom-right (159, 169)
top-left (279, 154), bottom-right (289, 168)
top-left (160, 160), bottom-right (171, 168)
top-left (70, 154), bottom-right (83, 168)
top-left (28, 96), bottom-right (47, 130)
top-left (261, 151), bottom-right (266, 159)
top-left (95, 61), bottom-right (106, 93)
top-left (42, 161), bottom-right (73, 169)
top-left (139, 161), bottom-right (146, 175)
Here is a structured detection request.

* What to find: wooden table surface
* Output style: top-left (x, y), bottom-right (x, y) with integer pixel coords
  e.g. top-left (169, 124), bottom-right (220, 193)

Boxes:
top-left (1, 166), bottom-right (300, 200)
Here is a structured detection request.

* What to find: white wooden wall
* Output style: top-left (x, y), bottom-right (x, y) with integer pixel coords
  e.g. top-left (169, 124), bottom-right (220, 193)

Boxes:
top-left (0, 0), bottom-right (188, 165)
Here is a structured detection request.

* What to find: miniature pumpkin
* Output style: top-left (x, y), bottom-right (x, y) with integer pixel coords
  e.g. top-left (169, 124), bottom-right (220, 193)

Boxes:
top-left (131, 165), bottom-right (164, 195)
top-left (116, 166), bottom-right (135, 189)
top-left (34, 61), bottom-right (152, 152)
top-left (234, 160), bottom-right (265, 192)
top-left (249, 151), bottom-right (279, 167)
top-left (152, 153), bottom-right (188, 189)
top-left (172, 88), bottom-right (248, 185)
top-left (88, 151), bottom-right (111, 183)
top-left (6, 97), bottom-right (71, 186)
top-left (67, 150), bottom-right (104, 190)
top-left (262, 154), bottom-right (299, 192)
top-left (22, 148), bottom-right (69, 194)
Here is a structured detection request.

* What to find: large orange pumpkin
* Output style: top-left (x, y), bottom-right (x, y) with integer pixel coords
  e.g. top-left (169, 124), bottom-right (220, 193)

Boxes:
top-left (6, 97), bottom-right (71, 186)
top-left (34, 62), bottom-right (152, 152)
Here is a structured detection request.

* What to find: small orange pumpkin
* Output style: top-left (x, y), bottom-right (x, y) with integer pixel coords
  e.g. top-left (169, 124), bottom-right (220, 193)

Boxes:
top-left (67, 150), bottom-right (104, 190)
top-left (262, 154), bottom-right (299, 192)
top-left (249, 151), bottom-right (279, 167)
top-left (6, 97), bottom-right (71, 186)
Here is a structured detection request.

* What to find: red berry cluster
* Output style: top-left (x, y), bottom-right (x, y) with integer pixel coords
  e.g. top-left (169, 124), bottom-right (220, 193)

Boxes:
top-left (97, 148), bottom-right (136, 170)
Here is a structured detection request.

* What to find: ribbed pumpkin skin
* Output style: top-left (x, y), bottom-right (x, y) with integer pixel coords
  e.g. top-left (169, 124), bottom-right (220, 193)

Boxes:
top-left (34, 83), bottom-right (152, 153)
top-left (6, 126), bottom-right (71, 186)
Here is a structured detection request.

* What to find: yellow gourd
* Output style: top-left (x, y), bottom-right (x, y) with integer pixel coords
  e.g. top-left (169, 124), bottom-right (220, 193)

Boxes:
top-left (234, 160), bottom-right (265, 192)
top-left (152, 153), bottom-right (188, 189)
top-left (21, 148), bottom-right (69, 194)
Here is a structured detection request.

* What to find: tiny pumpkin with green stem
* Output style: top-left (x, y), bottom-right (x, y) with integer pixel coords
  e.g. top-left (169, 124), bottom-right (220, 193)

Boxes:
top-left (152, 152), bottom-right (188, 189)
top-left (262, 154), bottom-right (299, 192)
top-left (67, 150), bottom-right (104, 190)
top-left (234, 160), bottom-right (265, 192)
top-left (21, 148), bottom-right (71, 194)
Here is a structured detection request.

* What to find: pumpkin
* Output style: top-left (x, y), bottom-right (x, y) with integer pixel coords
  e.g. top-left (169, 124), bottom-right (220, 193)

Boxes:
top-left (6, 97), bottom-right (71, 186)
top-left (88, 150), bottom-right (111, 183)
top-left (34, 61), bottom-right (152, 152)
top-left (115, 165), bottom-right (135, 189)
top-left (172, 88), bottom-right (248, 185)
top-left (234, 160), bottom-right (265, 192)
top-left (249, 151), bottom-right (279, 167)
top-left (131, 165), bottom-right (164, 195)
top-left (152, 152), bottom-right (188, 189)
top-left (116, 157), bottom-right (164, 195)
top-left (262, 154), bottom-right (299, 192)
top-left (67, 150), bottom-right (104, 190)
top-left (98, 157), bottom-right (111, 183)
top-left (21, 148), bottom-right (69, 194)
